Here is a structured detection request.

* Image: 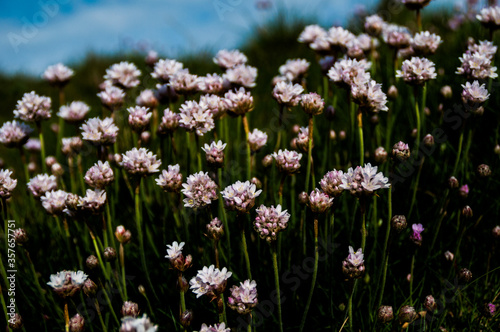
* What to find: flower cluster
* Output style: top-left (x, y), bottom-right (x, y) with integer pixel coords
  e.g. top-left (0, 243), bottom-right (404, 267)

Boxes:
top-left (327, 58), bottom-right (371, 88)
top-left (272, 149), bottom-right (302, 174)
top-left (213, 49), bottom-right (248, 69)
top-left (156, 164), bottom-right (183, 192)
top-left (410, 223), bottom-right (424, 246)
top-left (396, 57), bottom-right (437, 85)
top-left (351, 79), bottom-right (388, 113)
top-left (308, 189), bottom-right (334, 214)
top-left (179, 100), bottom-right (215, 136)
top-left (476, 6), bottom-right (500, 30)
top-left (201, 94), bottom-right (225, 119)
top-left (78, 189), bottom-right (107, 215)
top-left (228, 280), bottom-right (258, 315)
top-left (80, 117), bottom-right (119, 146)
top-left (47, 270), bottom-right (88, 298)
top-left (120, 148), bottom-right (161, 176)
top-left (199, 74), bottom-right (225, 95)
top-left (190, 265), bottom-right (232, 298)
top-left (0, 169), bottom-right (17, 199)
top-left (295, 126), bottom-right (310, 152)
top-left (272, 82), bottom-right (304, 107)
top-left (0, 120), bottom-right (32, 148)
top-left (457, 43), bottom-right (498, 80)
top-left (84, 161), bottom-right (114, 189)
top-left (58, 101), bottom-right (90, 123)
top-left (104, 61), bottom-right (141, 89)
top-left (342, 246), bottom-right (365, 279)
top-left (151, 59), bottom-right (184, 83)
top-left (27, 174), bottom-right (57, 198)
top-left (340, 163), bottom-right (390, 197)
top-left (199, 323), bottom-right (230, 332)
top-left (248, 129), bottom-right (268, 152)
top-left (170, 69), bottom-right (202, 95)
top-left (14, 91), bottom-right (52, 123)
top-left (320, 170), bottom-right (345, 197)
top-left (181, 172), bottom-right (218, 209)
top-left (97, 86), bottom-right (125, 111)
top-left (157, 109), bottom-right (180, 135)
top-left (41, 190), bottom-right (68, 215)
top-left (278, 58), bottom-right (310, 83)
top-left (128, 106), bottom-right (152, 133)
top-left (300, 92), bottom-right (324, 115)
top-left (222, 180), bottom-right (262, 213)
top-left (254, 204), bottom-right (290, 243)
top-left (119, 314), bottom-right (158, 332)
top-left (206, 217), bottom-right (224, 241)
top-left (136, 89), bottom-right (158, 108)
top-left (42, 63), bottom-right (74, 86)
top-left (224, 88), bottom-right (254, 116)
top-left (165, 241), bottom-right (192, 272)
top-left (364, 14), bottom-right (385, 37)
top-left (461, 81), bottom-right (489, 109)
top-left (202, 140), bottom-right (227, 167)
top-left (223, 65), bottom-right (257, 89)
top-left (410, 31), bottom-right (442, 55)
top-left (382, 24), bottom-right (411, 49)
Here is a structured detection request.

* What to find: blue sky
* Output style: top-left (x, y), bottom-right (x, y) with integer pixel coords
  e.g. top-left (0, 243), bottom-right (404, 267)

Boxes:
top-left (0, 0), bottom-right (466, 76)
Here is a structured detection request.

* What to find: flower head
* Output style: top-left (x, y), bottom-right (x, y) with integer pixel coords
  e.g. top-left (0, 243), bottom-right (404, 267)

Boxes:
top-left (228, 280), bottom-right (258, 315)
top-left (279, 59), bottom-right (310, 83)
top-left (254, 204), bottom-right (290, 243)
top-left (41, 190), bottom-right (68, 215)
top-left (179, 100), bottom-right (215, 136)
top-left (328, 58), bottom-right (372, 88)
top-left (198, 323), bottom-right (230, 332)
top-left (308, 188), bottom-right (333, 214)
top-left (223, 88), bottom-right (254, 116)
top-left (477, 6), bottom-right (500, 30)
top-left (202, 140), bottom-right (227, 167)
top-left (0, 120), bottom-right (32, 148)
top-left (136, 89), bottom-right (159, 108)
top-left (213, 49), bottom-right (248, 69)
top-left (170, 69), bottom-right (202, 95)
top-left (364, 14), bottom-right (385, 36)
top-left (181, 172), bottom-right (218, 209)
top-left (42, 63), bottom-right (74, 86)
top-left (119, 314), bottom-right (158, 332)
top-left (410, 223), bottom-right (424, 246)
top-left (165, 241), bottom-right (192, 272)
top-left (189, 265), bottom-right (232, 299)
top-left (151, 59), bottom-right (184, 83)
top-left (296, 126), bottom-right (311, 153)
top-left (200, 94), bottom-right (226, 119)
top-left (199, 74), bottom-right (225, 95)
top-left (156, 164), bottom-right (183, 192)
top-left (320, 170), bottom-right (345, 197)
top-left (128, 106), bottom-right (152, 133)
top-left (120, 148), bottom-right (161, 176)
top-left (351, 79), bottom-right (388, 113)
top-left (223, 65), bottom-right (257, 89)
top-left (382, 24), bottom-right (411, 49)
top-left (104, 61), bottom-right (141, 89)
top-left (0, 169), bottom-right (17, 199)
top-left (300, 92), bottom-right (324, 115)
top-left (221, 180), bottom-right (262, 213)
top-left (206, 217), bottom-right (224, 241)
top-left (97, 86), bottom-right (125, 111)
top-left (340, 163), bottom-right (390, 197)
top-left (14, 91), bottom-right (52, 122)
top-left (47, 270), bottom-right (88, 298)
top-left (272, 82), bottom-right (303, 107)
top-left (410, 31), bottom-right (442, 55)
top-left (298, 24), bottom-right (327, 44)
top-left (58, 101), bottom-right (90, 123)
top-left (157, 108), bottom-right (180, 135)
top-left (85, 161), bottom-right (114, 189)
top-left (342, 246), bottom-right (365, 279)
top-left (457, 51), bottom-right (498, 80)
top-left (248, 129), bottom-right (268, 152)
top-left (396, 57), bottom-right (437, 85)
top-left (81, 117), bottom-right (119, 146)
top-left (78, 189), bottom-right (107, 215)
top-left (61, 137), bottom-right (83, 157)
top-left (27, 174), bottom-right (57, 198)
top-left (272, 149), bottom-right (302, 174)
top-left (461, 81), bottom-right (489, 108)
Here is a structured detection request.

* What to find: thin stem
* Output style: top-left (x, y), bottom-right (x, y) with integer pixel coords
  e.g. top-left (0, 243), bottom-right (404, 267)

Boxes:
top-left (452, 127), bottom-right (465, 176)
top-left (271, 243), bottom-right (283, 332)
top-left (195, 134), bottom-right (202, 172)
top-left (357, 108), bottom-right (364, 165)
top-left (64, 301), bottom-right (69, 332)
top-left (240, 215), bottom-right (252, 279)
top-left (214, 240), bottom-right (220, 268)
top-left (361, 209), bottom-right (367, 252)
top-left (94, 300), bottom-right (108, 332)
top-left (88, 227), bottom-right (110, 280)
top-left (348, 280), bottom-right (358, 331)
top-left (410, 252), bottom-right (416, 305)
top-left (408, 156), bottom-right (425, 219)
top-left (37, 123), bottom-right (47, 173)
top-left (242, 115), bottom-right (252, 180)
top-left (414, 87), bottom-right (421, 155)
top-left (299, 218), bottom-right (319, 332)
top-left (120, 243), bottom-right (127, 300)
top-left (278, 174), bottom-right (286, 206)
top-left (376, 188), bottom-right (392, 310)
top-left (305, 114), bottom-right (314, 192)
top-left (275, 105), bottom-right (284, 151)
top-left (416, 9), bottom-right (422, 32)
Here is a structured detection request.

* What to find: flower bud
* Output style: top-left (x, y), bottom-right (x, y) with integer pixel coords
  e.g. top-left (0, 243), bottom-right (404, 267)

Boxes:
top-left (140, 131), bottom-right (151, 145)
top-left (495, 144), bottom-right (500, 155)
top-left (13, 228), bottom-right (28, 245)
top-left (69, 314), bottom-right (85, 332)
top-left (251, 177), bottom-right (262, 189)
top-left (461, 205), bottom-right (473, 218)
top-left (458, 268), bottom-right (472, 283)
top-left (391, 215), bottom-right (407, 233)
top-left (459, 184), bottom-right (469, 198)
top-left (484, 303), bottom-right (496, 318)
top-left (392, 141), bottom-right (410, 161)
top-left (325, 105), bottom-right (336, 121)
top-left (180, 310), bottom-right (194, 327)
top-left (339, 130), bottom-right (347, 141)
top-left (477, 164), bottom-right (491, 177)
top-left (398, 305), bottom-right (417, 324)
top-left (262, 154), bottom-right (273, 168)
top-left (374, 146), bottom-right (388, 163)
top-left (51, 123), bottom-right (60, 134)
top-left (83, 279), bottom-right (98, 297)
top-left (423, 134), bottom-right (434, 147)
top-left (206, 218), bottom-right (224, 241)
top-left (448, 176), bottom-right (459, 189)
top-left (8, 313), bottom-right (23, 330)
top-left (377, 305), bottom-right (393, 323)
top-left (441, 85), bottom-right (452, 99)
top-left (115, 225), bottom-right (132, 244)
top-left (411, 128), bottom-right (417, 138)
top-left (28, 161), bottom-right (37, 173)
top-left (424, 295), bottom-right (437, 312)
top-left (298, 191), bottom-right (309, 205)
top-left (370, 114), bottom-right (379, 124)
top-left (290, 138), bottom-right (297, 150)
top-left (292, 124), bottom-right (300, 134)
top-left (444, 250), bottom-right (454, 261)
top-left (45, 156), bottom-right (57, 168)
top-left (329, 130), bottom-right (336, 141)
top-left (177, 276), bottom-right (189, 293)
top-left (104, 247), bottom-right (117, 262)
top-left (121, 301), bottom-right (139, 317)
top-left (492, 225), bottom-right (500, 239)
top-left (86, 255), bottom-right (99, 269)
top-left (114, 153), bottom-right (122, 164)
top-left (51, 163), bottom-right (64, 176)
top-left (388, 85), bottom-right (398, 99)
top-left (138, 285), bottom-right (146, 295)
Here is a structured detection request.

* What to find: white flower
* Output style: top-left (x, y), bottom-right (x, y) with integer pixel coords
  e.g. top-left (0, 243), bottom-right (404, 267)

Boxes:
top-left (0, 169), bottom-right (18, 199)
top-left (151, 59), bottom-right (184, 83)
top-left (347, 246), bottom-right (364, 267)
top-left (214, 49), bottom-right (248, 69)
top-left (248, 129), bottom-right (268, 152)
top-left (272, 81), bottom-right (303, 107)
top-left (223, 65), bottom-right (257, 88)
top-left (190, 265), bottom-right (232, 298)
top-left (104, 61), bottom-right (141, 88)
top-left (165, 241), bottom-right (185, 260)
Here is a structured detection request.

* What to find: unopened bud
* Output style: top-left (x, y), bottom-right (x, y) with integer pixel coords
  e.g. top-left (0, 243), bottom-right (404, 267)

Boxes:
top-left (86, 255), bottom-right (99, 269)
top-left (51, 163), bottom-right (64, 176)
top-left (138, 285), bottom-right (146, 295)
top-left (115, 225), bottom-right (132, 244)
top-left (411, 128), bottom-right (417, 138)
top-left (377, 305), bottom-right (393, 323)
top-left (292, 124), bottom-right (300, 134)
top-left (494, 144), bottom-right (500, 155)
top-left (104, 247), bottom-right (117, 262)
top-left (114, 153), bottom-right (123, 164)
top-left (298, 191), bottom-right (309, 205)
top-left (391, 215), bottom-right (407, 233)
top-left (374, 147), bottom-right (387, 163)
top-left (461, 205), bottom-right (473, 218)
top-left (13, 228), bottom-right (28, 245)
top-left (441, 85), bottom-right (452, 99)
top-left (477, 164), bottom-right (491, 177)
top-left (444, 250), bottom-right (454, 261)
top-left (121, 301), bottom-right (139, 317)
top-left (423, 134), bottom-right (434, 147)
top-left (262, 154), bottom-right (273, 168)
top-left (141, 131), bottom-right (151, 145)
top-left (8, 313), bottom-right (23, 330)
top-left (180, 310), bottom-right (194, 327)
top-left (492, 225), bottom-right (500, 239)
top-left (388, 85), bottom-right (398, 99)
top-left (392, 141), bottom-right (410, 161)
top-left (424, 295), bottom-right (437, 312)
top-left (28, 161), bottom-right (37, 173)
top-left (458, 268), bottom-right (472, 283)
top-left (45, 156), bottom-right (57, 168)
top-left (339, 130), bottom-right (347, 141)
top-left (251, 177), bottom-right (262, 189)
top-left (329, 130), bottom-right (336, 141)
top-left (370, 114), bottom-right (379, 124)
top-left (177, 276), bottom-right (189, 293)
top-left (69, 314), bottom-right (85, 332)
top-left (448, 176), bottom-right (459, 189)
top-left (459, 184), bottom-right (469, 198)
top-left (83, 279), bottom-right (98, 297)
top-left (398, 305), bottom-right (417, 324)
top-left (51, 123), bottom-right (60, 134)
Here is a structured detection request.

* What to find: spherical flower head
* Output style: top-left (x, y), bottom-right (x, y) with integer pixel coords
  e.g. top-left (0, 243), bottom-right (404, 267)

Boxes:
top-left (327, 26), bottom-right (356, 51)
top-left (461, 81), bottom-right (489, 109)
top-left (213, 49), bottom-right (248, 69)
top-left (272, 149), bottom-right (302, 174)
top-left (0, 169), bottom-right (17, 199)
top-left (199, 322), bottom-right (230, 332)
top-left (298, 24), bottom-right (327, 44)
top-left (272, 81), bottom-right (303, 107)
top-left (308, 189), bottom-right (333, 214)
top-left (170, 69), bottom-right (202, 95)
top-left (85, 161), bottom-right (114, 189)
top-left (424, 295), bottom-right (437, 312)
top-left (398, 305), bottom-right (417, 324)
top-left (468, 40), bottom-right (497, 59)
top-left (248, 128), bottom-right (268, 152)
top-left (228, 279), bottom-right (258, 315)
top-left (328, 58), bottom-right (372, 89)
top-left (295, 126), bottom-right (311, 153)
top-left (199, 74), bottom-right (225, 95)
top-left (181, 172), bottom-right (218, 209)
top-left (374, 146), bottom-right (388, 163)
top-left (402, 0), bottom-right (431, 10)
top-left (97, 86), bottom-right (125, 111)
top-left (47, 270), bottom-right (88, 298)
top-left (120, 147), bottom-right (161, 176)
top-left (206, 217), bottom-right (224, 241)
top-left (342, 246), bottom-right (365, 279)
top-left (485, 303), bottom-right (497, 317)
top-left (157, 108), bottom-right (180, 136)
top-left (392, 141), bottom-right (410, 161)
top-left (58, 101), bottom-right (90, 124)
top-left (42, 63), bottom-right (74, 86)
top-left (104, 61), bottom-right (141, 89)
top-left (364, 14), bottom-right (385, 37)
top-left (382, 24), bottom-right (411, 49)
top-left (320, 169), bottom-right (345, 197)
top-left (81, 117), bottom-right (119, 146)
top-left (377, 305), bottom-right (394, 323)
top-left (396, 57), bottom-right (437, 85)
top-left (151, 59), bottom-right (184, 83)
top-left (41, 190), bottom-right (68, 215)
top-left (61, 137), bottom-right (83, 157)
top-left (24, 139), bottom-right (40, 153)
top-left (128, 106), bottom-right (152, 133)
top-left (0, 120), bottom-right (33, 148)
top-left (27, 173), bottom-right (57, 198)
top-left (119, 314), bottom-right (158, 332)
top-left (78, 189), bottom-right (107, 215)
top-left (359, 163), bottom-right (390, 194)
top-left (223, 88), bottom-right (254, 116)
top-left (391, 215), bottom-right (408, 233)
top-left (477, 6), bottom-right (500, 30)
top-left (14, 91), bottom-right (52, 123)
top-left (166, 241), bottom-right (192, 272)
top-left (351, 79), bottom-right (388, 113)
top-left (457, 52), bottom-right (498, 80)
top-left (202, 140), bottom-right (227, 167)
top-left (200, 94), bottom-right (225, 119)
top-left (279, 58), bottom-right (310, 83)
top-left (301, 92), bottom-right (324, 115)
top-left (444, 250), bottom-right (454, 261)
top-left (156, 164), bottom-right (183, 192)
top-left (410, 223), bottom-right (424, 246)
top-left (222, 180), bottom-right (262, 213)
top-left (411, 31), bottom-right (442, 55)
top-left (69, 313), bottom-right (85, 332)
top-left (254, 204), bottom-right (290, 243)
top-left (179, 100), bottom-right (215, 136)
top-left (189, 265), bottom-right (232, 299)
top-left (136, 89), bottom-right (159, 109)
top-left (115, 225), bottom-right (132, 244)
top-left (121, 301), bottom-right (139, 317)
top-left (223, 65), bottom-right (257, 89)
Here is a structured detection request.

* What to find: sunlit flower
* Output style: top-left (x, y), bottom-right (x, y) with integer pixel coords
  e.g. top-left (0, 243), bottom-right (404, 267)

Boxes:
top-left (223, 65), bottom-right (257, 89)
top-left (58, 101), bottom-right (90, 123)
top-left (202, 140), bottom-right (227, 167)
top-left (199, 74), bottom-right (225, 95)
top-left (151, 59), bottom-right (184, 83)
top-left (279, 58), bottom-right (310, 83)
top-left (81, 117), bottom-right (119, 146)
top-left (351, 79), bottom-right (388, 113)
top-left (181, 172), bottom-right (218, 209)
top-left (119, 314), bottom-right (158, 332)
top-left (0, 120), bottom-right (32, 148)
top-left (0, 169), bottom-right (17, 199)
top-left (47, 270), bottom-right (88, 298)
top-left (461, 80), bottom-right (490, 108)
top-left (42, 63), bottom-right (74, 86)
top-left (156, 164), bottom-right (183, 192)
top-left (170, 69), bottom-right (202, 95)
top-left (300, 92), bottom-right (324, 115)
top-left (213, 49), bottom-right (248, 69)
top-left (248, 128), bottom-right (268, 152)
top-left (179, 100), bottom-right (215, 136)
top-left (457, 51), bottom-right (498, 80)
top-left (272, 81), bottom-right (303, 107)
top-left (61, 137), bottom-right (83, 157)
top-left (468, 40), bottom-right (497, 59)
top-left (221, 180), bottom-right (262, 213)
top-left (200, 94), bottom-right (226, 119)
top-left (410, 31), bottom-right (442, 55)
top-left (189, 265), bottom-right (232, 298)
top-left (295, 126), bottom-right (311, 153)
top-left (41, 190), bottom-right (68, 215)
top-left (476, 6), bottom-right (500, 30)
top-left (97, 86), bottom-right (125, 111)
top-left (120, 147), bottom-right (161, 176)
top-left (340, 163), bottom-right (390, 197)
top-left (272, 149), bottom-right (302, 174)
top-left (298, 24), bottom-right (327, 44)
top-left (327, 26), bottom-right (356, 51)
top-left (104, 61), bottom-right (141, 89)
top-left (223, 88), bottom-right (254, 116)
top-left (128, 106), bottom-right (152, 133)
top-left (206, 217), bottom-right (224, 241)
top-left (228, 280), bottom-right (258, 315)
top-left (85, 161), bottom-right (114, 189)
top-left (14, 91), bottom-right (52, 123)
top-left (78, 189), bottom-right (106, 214)
top-left (136, 89), bottom-right (159, 109)
top-left (308, 188), bottom-right (333, 214)
top-left (328, 58), bottom-right (372, 88)
top-left (364, 14), bottom-right (385, 37)
top-left (165, 241), bottom-right (192, 272)
top-left (410, 223), bottom-right (424, 245)
top-left (320, 170), bottom-right (345, 197)
top-left (396, 57), bottom-right (437, 85)
top-left (382, 24), bottom-right (411, 49)
top-left (27, 174), bottom-right (57, 198)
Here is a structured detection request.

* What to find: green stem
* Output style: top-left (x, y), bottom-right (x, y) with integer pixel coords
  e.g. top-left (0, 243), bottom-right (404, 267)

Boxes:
top-left (348, 280), bottom-right (358, 331)
top-left (94, 300), bottom-right (108, 332)
top-left (408, 156), bottom-right (425, 219)
top-left (305, 115), bottom-right (314, 192)
top-left (275, 105), bottom-right (284, 151)
top-left (409, 252), bottom-right (416, 305)
top-left (88, 228), bottom-right (110, 280)
top-left (64, 301), bottom-right (69, 332)
top-left (195, 134), bottom-right (202, 172)
top-left (452, 127), bottom-right (465, 176)
top-left (376, 188), bottom-right (392, 310)
top-left (37, 123), bottom-right (47, 173)
top-left (120, 243), bottom-right (127, 300)
top-left (357, 109), bottom-right (364, 165)
top-left (299, 218), bottom-right (319, 332)
top-left (414, 87), bottom-right (421, 155)
top-left (242, 115), bottom-right (252, 180)
top-left (240, 215), bottom-right (252, 279)
top-left (271, 243), bottom-right (283, 332)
